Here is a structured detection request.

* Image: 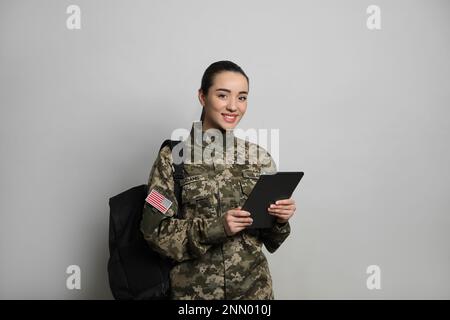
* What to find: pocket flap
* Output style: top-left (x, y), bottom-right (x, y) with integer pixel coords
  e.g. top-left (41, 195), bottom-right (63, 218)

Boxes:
top-left (180, 174), bottom-right (207, 186)
top-left (242, 170), bottom-right (261, 179)
top-left (181, 174), bottom-right (211, 203)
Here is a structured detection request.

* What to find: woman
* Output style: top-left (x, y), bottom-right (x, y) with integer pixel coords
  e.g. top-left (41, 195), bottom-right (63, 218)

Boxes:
top-left (140, 60), bottom-right (296, 299)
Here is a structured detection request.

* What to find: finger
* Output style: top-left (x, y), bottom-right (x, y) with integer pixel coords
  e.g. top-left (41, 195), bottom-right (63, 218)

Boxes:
top-left (232, 217), bottom-right (253, 224)
top-left (270, 204), bottom-right (296, 210)
top-left (268, 210), bottom-right (293, 217)
top-left (274, 199), bottom-right (294, 205)
top-left (231, 222), bottom-right (251, 229)
top-left (268, 211), bottom-right (289, 217)
top-left (268, 207), bottom-right (293, 214)
top-left (232, 222), bottom-right (253, 228)
top-left (230, 210), bottom-right (251, 217)
top-left (269, 207), bottom-right (291, 212)
top-left (269, 212), bottom-right (292, 219)
top-left (269, 212), bottom-right (291, 220)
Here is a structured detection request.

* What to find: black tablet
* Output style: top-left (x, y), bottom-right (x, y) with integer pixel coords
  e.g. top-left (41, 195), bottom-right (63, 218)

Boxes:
top-left (242, 172), bottom-right (304, 229)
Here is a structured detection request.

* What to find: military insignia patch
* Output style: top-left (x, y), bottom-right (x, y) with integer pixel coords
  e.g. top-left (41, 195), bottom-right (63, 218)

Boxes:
top-left (145, 188), bottom-right (172, 215)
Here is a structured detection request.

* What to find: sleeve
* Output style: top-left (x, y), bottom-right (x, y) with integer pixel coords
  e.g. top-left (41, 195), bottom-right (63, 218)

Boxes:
top-left (139, 145), bottom-right (230, 263)
top-left (257, 145), bottom-right (291, 253)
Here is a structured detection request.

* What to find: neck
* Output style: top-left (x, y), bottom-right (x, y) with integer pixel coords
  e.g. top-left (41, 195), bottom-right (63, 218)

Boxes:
top-left (201, 120), bottom-right (227, 135)
top-left (190, 121), bottom-right (235, 148)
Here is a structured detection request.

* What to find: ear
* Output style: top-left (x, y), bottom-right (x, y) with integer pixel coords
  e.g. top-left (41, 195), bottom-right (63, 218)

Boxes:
top-left (198, 89), bottom-right (206, 106)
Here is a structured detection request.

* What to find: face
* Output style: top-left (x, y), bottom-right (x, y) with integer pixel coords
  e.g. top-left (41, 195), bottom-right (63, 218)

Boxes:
top-left (198, 71), bottom-right (248, 131)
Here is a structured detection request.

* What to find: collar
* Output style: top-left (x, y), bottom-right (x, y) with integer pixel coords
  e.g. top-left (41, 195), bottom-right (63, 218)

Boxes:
top-left (188, 120), bottom-right (237, 149)
top-left (183, 121), bottom-right (240, 165)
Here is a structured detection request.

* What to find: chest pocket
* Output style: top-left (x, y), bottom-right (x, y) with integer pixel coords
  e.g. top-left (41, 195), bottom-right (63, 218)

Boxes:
top-left (180, 174), bottom-right (215, 218)
top-left (239, 169), bottom-right (261, 198)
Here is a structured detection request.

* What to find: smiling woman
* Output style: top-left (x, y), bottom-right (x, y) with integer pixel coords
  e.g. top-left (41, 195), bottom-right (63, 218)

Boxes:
top-left (198, 61), bottom-right (249, 130)
top-left (140, 60), bottom-right (296, 300)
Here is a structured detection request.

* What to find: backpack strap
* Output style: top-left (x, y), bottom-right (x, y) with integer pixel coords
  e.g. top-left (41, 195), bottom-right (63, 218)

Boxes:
top-left (159, 139), bottom-right (185, 218)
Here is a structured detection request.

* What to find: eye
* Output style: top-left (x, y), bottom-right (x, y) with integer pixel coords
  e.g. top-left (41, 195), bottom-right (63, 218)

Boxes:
top-left (239, 96), bottom-right (247, 101)
top-left (218, 94), bottom-right (227, 99)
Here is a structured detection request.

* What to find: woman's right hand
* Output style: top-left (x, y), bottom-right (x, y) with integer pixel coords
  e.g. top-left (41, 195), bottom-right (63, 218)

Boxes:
top-left (223, 206), bottom-right (253, 236)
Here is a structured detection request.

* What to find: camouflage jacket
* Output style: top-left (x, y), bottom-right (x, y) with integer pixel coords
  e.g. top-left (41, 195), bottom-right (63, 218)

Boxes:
top-left (140, 122), bottom-right (291, 299)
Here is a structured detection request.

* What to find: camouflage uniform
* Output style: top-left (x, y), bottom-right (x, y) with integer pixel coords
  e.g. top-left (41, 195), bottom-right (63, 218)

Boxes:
top-left (140, 121), bottom-right (291, 299)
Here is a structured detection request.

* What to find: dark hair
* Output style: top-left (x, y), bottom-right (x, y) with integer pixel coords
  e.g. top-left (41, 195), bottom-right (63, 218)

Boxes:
top-left (199, 60), bottom-right (249, 122)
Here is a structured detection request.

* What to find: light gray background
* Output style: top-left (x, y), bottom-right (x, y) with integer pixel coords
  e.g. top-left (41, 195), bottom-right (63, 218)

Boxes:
top-left (1, 0), bottom-right (449, 299)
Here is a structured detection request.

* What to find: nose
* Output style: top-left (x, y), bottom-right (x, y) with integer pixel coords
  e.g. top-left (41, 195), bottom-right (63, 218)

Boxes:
top-left (226, 101), bottom-right (238, 112)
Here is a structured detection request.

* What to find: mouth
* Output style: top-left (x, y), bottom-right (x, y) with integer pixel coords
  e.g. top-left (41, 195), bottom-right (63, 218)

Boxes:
top-left (221, 113), bottom-right (239, 123)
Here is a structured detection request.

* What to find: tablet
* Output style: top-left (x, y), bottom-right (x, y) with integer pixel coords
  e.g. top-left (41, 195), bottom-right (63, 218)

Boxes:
top-left (242, 172), bottom-right (304, 229)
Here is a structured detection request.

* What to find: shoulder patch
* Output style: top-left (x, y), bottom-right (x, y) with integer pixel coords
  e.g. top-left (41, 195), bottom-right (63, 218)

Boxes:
top-left (145, 188), bottom-right (173, 215)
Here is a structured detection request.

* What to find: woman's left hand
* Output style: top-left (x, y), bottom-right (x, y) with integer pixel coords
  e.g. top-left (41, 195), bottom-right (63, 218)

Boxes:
top-left (267, 198), bottom-right (296, 224)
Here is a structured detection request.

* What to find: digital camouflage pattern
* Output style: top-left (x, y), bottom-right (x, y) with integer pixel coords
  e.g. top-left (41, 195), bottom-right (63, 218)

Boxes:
top-left (140, 122), bottom-right (291, 300)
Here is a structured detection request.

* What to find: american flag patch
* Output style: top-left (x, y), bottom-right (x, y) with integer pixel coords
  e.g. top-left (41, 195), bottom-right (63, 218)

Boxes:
top-left (145, 188), bottom-right (173, 215)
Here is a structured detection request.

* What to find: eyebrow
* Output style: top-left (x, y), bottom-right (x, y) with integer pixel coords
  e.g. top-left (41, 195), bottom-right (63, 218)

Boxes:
top-left (215, 88), bottom-right (248, 95)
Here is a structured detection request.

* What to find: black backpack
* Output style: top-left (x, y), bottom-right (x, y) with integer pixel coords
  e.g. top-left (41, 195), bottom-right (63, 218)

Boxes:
top-left (107, 139), bottom-right (185, 300)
